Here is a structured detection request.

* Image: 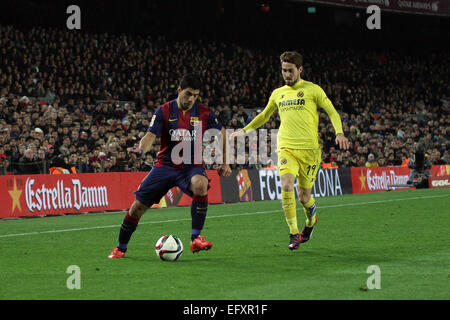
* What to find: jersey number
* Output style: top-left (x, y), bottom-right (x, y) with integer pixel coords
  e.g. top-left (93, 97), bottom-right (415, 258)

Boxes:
top-left (306, 165), bottom-right (317, 176)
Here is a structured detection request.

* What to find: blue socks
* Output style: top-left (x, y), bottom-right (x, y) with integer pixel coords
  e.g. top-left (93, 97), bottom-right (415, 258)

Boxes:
top-left (117, 211), bottom-right (140, 252)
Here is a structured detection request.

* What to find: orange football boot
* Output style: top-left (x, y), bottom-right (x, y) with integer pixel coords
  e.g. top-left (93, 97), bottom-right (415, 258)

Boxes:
top-left (108, 247), bottom-right (126, 259)
top-left (190, 235), bottom-right (213, 253)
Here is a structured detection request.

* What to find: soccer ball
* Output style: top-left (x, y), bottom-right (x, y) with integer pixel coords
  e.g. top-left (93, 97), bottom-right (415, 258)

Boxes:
top-left (155, 235), bottom-right (184, 261)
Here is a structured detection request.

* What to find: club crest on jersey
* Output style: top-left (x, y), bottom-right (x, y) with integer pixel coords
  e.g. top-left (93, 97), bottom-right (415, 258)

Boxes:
top-left (280, 158), bottom-right (287, 165)
top-left (190, 116), bottom-right (200, 126)
top-left (297, 91), bottom-right (304, 98)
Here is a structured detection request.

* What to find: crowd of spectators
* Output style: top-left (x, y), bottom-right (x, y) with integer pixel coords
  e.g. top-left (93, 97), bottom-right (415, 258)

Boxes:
top-left (0, 25), bottom-right (449, 175)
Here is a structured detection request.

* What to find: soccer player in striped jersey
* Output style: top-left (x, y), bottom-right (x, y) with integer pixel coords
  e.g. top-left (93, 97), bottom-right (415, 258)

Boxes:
top-left (108, 73), bottom-right (231, 259)
top-left (231, 51), bottom-right (349, 250)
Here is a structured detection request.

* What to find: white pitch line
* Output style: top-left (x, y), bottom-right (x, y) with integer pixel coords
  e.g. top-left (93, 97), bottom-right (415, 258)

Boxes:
top-left (0, 194), bottom-right (448, 239)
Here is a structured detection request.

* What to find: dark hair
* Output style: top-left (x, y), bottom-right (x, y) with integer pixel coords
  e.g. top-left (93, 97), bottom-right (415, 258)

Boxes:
top-left (280, 51), bottom-right (303, 68)
top-left (179, 73), bottom-right (202, 90)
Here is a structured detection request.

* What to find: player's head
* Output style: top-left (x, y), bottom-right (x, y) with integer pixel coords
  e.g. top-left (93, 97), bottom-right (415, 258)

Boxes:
top-left (280, 51), bottom-right (304, 86)
top-left (177, 73), bottom-right (202, 110)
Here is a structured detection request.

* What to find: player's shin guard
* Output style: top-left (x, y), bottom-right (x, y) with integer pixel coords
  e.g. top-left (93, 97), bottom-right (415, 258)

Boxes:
top-left (282, 190), bottom-right (299, 235)
top-left (302, 197), bottom-right (317, 227)
top-left (191, 194), bottom-right (208, 241)
top-left (117, 211), bottom-right (140, 252)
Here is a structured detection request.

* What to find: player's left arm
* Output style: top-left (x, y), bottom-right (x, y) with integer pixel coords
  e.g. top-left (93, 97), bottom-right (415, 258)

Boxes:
top-left (316, 85), bottom-right (349, 150)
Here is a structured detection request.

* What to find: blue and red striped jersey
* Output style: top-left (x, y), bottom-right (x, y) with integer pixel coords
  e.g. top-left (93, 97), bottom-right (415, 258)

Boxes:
top-left (148, 99), bottom-right (222, 168)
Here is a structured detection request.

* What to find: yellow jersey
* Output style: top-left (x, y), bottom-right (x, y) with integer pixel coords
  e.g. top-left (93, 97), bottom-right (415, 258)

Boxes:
top-left (243, 79), bottom-right (343, 150)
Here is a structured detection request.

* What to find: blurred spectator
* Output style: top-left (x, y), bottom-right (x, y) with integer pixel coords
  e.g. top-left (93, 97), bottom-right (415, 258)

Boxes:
top-left (265, 159), bottom-right (277, 170)
top-left (58, 136), bottom-right (71, 156)
top-left (45, 144), bottom-right (56, 160)
top-left (365, 153), bottom-right (379, 167)
top-left (441, 151), bottom-right (450, 164)
top-left (18, 149), bottom-right (41, 174)
top-left (140, 154), bottom-right (154, 171)
top-left (36, 147), bottom-right (48, 173)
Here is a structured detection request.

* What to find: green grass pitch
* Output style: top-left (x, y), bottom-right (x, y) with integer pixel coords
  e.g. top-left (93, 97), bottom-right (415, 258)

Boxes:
top-left (0, 188), bottom-right (449, 300)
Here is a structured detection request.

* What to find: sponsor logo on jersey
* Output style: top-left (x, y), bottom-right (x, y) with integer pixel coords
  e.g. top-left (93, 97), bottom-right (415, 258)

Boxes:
top-left (278, 99), bottom-right (305, 108)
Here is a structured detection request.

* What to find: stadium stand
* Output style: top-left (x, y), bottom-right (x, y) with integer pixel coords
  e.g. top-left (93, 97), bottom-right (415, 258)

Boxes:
top-left (0, 22), bottom-right (448, 174)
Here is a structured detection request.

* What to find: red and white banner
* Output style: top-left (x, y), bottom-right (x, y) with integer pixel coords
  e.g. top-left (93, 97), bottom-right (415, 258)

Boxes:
top-left (300, 0), bottom-right (450, 16)
top-left (351, 166), bottom-right (412, 193)
top-left (0, 170), bottom-right (224, 219)
top-left (1, 173), bottom-right (139, 218)
top-left (2, 165), bottom-right (448, 218)
top-left (428, 175), bottom-right (450, 188)
top-left (351, 165), bottom-right (450, 193)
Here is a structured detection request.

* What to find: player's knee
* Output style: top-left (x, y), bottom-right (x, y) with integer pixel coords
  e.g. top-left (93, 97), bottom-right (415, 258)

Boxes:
top-left (191, 175), bottom-right (208, 196)
top-left (281, 175), bottom-right (295, 192)
top-left (129, 200), bottom-right (148, 219)
top-left (299, 193), bottom-right (311, 205)
top-left (192, 183), bottom-right (208, 196)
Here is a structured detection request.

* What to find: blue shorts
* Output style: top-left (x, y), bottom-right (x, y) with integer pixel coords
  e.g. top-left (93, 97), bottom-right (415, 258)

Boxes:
top-left (134, 166), bottom-right (208, 207)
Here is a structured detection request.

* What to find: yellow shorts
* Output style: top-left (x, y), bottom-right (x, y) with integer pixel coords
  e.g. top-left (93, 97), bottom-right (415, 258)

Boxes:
top-left (278, 148), bottom-right (322, 189)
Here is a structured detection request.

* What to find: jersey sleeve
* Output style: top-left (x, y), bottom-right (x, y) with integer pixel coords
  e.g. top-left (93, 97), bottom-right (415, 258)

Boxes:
top-left (207, 109), bottom-right (223, 131)
top-left (243, 91), bottom-right (277, 133)
top-left (314, 85), bottom-right (343, 136)
top-left (147, 107), bottom-right (164, 136)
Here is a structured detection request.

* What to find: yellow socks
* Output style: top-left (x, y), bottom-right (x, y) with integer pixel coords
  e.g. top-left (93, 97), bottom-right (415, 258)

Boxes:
top-left (282, 192), bottom-right (318, 233)
top-left (281, 190), bottom-right (299, 235)
top-left (302, 196), bottom-right (317, 227)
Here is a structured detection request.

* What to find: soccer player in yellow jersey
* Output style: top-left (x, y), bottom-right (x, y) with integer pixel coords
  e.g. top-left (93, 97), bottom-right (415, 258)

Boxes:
top-left (231, 51), bottom-right (349, 250)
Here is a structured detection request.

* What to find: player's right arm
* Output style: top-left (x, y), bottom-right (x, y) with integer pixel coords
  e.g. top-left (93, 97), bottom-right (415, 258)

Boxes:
top-left (139, 132), bottom-right (156, 153)
top-left (127, 132), bottom-right (156, 156)
top-left (230, 93), bottom-right (277, 139)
